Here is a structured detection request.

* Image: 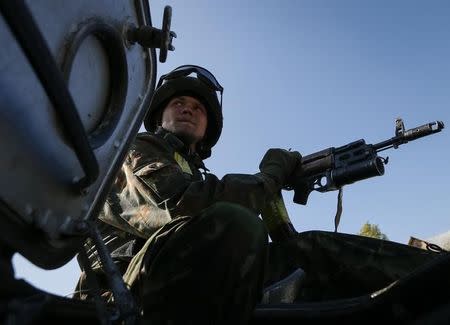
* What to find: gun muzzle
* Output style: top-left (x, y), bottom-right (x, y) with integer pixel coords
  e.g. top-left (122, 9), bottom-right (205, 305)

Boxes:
top-left (403, 121), bottom-right (444, 141)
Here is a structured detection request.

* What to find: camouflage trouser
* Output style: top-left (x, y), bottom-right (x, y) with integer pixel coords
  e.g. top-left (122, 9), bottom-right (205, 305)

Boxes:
top-left (124, 202), bottom-right (269, 324)
top-left (265, 230), bottom-right (439, 302)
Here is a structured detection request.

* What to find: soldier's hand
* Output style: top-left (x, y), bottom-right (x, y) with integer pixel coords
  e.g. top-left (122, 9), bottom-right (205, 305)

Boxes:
top-left (259, 148), bottom-right (302, 188)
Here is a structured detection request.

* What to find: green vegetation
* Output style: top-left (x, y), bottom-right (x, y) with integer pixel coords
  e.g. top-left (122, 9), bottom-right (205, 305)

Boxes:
top-left (358, 222), bottom-right (389, 240)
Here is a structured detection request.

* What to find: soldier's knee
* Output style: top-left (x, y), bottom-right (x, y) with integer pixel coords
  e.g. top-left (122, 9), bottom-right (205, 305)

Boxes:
top-left (204, 202), bottom-right (267, 243)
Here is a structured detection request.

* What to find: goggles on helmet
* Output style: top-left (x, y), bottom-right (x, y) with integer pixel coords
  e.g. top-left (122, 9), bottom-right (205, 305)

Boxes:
top-left (157, 65), bottom-right (224, 107)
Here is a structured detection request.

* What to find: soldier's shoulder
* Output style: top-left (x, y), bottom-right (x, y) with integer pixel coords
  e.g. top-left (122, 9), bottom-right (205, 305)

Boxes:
top-left (124, 132), bottom-right (173, 170)
top-left (132, 132), bottom-right (172, 154)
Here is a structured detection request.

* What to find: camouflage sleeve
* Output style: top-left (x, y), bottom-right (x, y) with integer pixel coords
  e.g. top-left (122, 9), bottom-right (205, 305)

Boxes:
top-left (171, 172), bottom-right (278, 217)
top-left (97, 135), bottom-right (185, 238)
top-left (131, 135), bottom-right (279, 218)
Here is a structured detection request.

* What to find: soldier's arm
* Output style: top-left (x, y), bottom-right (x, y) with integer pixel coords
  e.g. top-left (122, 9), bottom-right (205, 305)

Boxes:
top-left (172, 172), bottom-right (278, 217)
top-left (132, 137), bottom-right (280, 218)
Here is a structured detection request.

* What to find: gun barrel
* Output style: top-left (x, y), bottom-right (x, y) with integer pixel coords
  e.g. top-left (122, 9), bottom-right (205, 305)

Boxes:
top-left (373, 120), bottom-right (444, 151)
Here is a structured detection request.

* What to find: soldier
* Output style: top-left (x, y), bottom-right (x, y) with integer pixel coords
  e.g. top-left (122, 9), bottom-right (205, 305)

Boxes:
top-left (76, 65), bottom-right (302, 324)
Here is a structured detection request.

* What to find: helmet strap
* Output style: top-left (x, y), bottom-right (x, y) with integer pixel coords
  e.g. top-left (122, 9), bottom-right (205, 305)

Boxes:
top-left (197, 141), bottom-right (212, 159)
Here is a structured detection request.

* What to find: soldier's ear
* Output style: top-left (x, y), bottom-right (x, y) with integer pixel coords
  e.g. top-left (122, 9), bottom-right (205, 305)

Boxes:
top-left (157, 99), bottom-right (173, 125)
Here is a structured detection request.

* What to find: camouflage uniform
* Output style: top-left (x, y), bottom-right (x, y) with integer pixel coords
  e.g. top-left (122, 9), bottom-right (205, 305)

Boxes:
top-left (76, 127), bottom-right (279, 323)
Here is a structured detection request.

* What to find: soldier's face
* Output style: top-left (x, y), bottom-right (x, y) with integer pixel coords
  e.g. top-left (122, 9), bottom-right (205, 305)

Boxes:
top-left (161, 96), bottom-right (208, 148)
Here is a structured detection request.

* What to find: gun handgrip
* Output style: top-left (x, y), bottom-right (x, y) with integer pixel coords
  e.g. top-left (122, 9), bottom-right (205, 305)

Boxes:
top-left (293, 178), bottom-right (311, 205)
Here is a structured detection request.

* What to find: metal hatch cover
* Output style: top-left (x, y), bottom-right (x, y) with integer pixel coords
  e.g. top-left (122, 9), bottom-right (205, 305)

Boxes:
top-left (0, 0), bottom-right (157, 269)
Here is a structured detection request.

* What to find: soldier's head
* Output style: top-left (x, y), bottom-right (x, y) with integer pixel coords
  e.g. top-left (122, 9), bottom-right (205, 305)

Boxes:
top-left (144, 65), bottom-right (223, 159)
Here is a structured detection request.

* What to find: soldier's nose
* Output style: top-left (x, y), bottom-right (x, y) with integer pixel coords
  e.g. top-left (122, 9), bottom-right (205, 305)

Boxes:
top-left (180, 105), bottom-right (193, 115)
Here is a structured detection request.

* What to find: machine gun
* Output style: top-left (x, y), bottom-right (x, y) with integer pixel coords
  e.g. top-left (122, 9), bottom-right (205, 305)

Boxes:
top-left (293, 118), bottom-right (445, 205)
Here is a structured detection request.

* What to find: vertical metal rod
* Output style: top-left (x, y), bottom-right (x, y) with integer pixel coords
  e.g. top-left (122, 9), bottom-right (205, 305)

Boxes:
top-left (77, 249), bottom-right (111, 325)
top-left (88, 222), bottom-right (137, 324)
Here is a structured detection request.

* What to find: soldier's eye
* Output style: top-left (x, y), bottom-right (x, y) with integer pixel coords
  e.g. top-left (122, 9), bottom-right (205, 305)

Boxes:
top-left (195, 105), bottom-right (206, 114)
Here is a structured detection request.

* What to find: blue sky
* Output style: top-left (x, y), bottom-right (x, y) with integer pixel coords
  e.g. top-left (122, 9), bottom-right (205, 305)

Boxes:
top-left (14, 0), bottom-right (450, 296)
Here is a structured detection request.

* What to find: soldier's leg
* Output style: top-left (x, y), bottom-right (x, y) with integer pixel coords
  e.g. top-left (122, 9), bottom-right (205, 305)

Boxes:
top-left (266, 230), bottom-right (439, 301)
top-left (138, 202), bottom-right (268, 324)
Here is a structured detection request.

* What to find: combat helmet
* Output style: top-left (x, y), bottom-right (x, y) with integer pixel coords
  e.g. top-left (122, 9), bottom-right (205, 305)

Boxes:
top-left (144, 65), bottom-right (224, 159)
